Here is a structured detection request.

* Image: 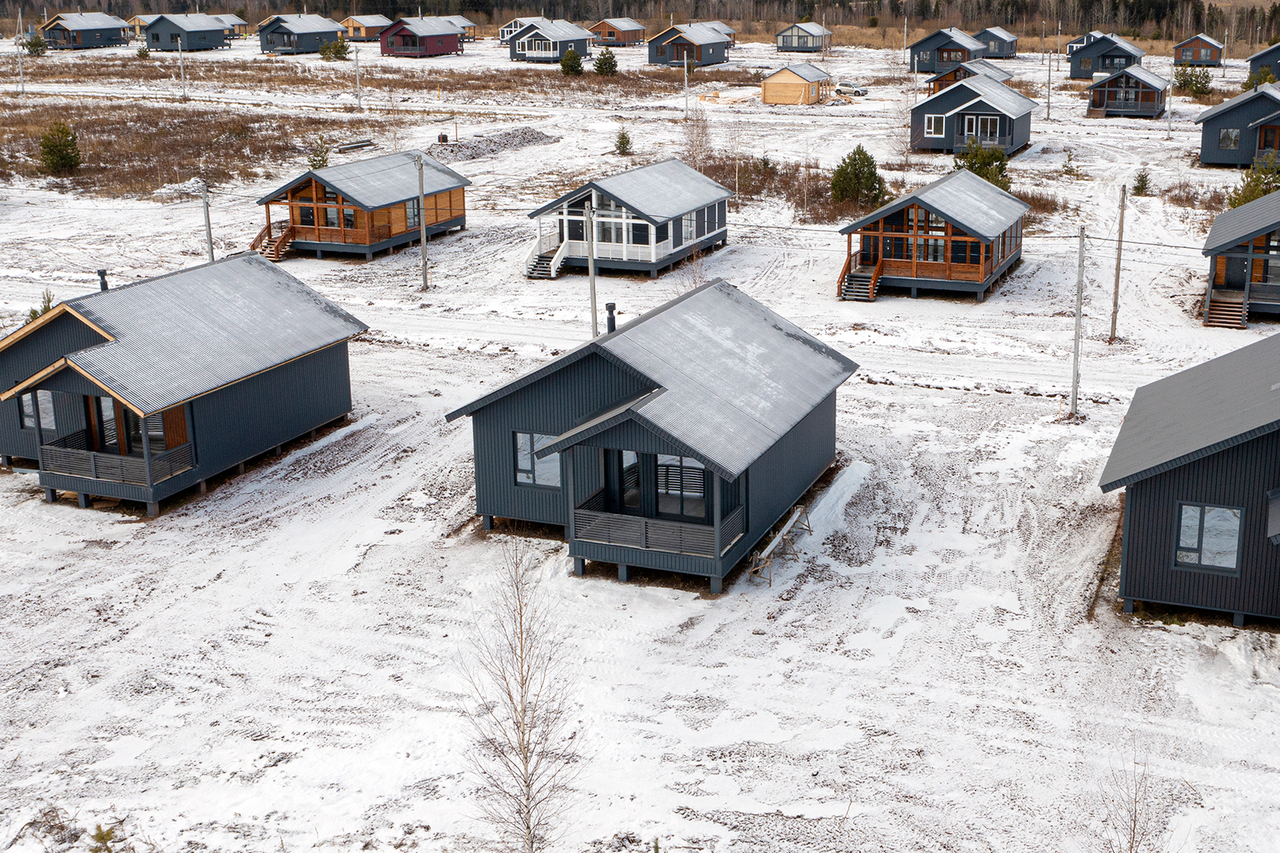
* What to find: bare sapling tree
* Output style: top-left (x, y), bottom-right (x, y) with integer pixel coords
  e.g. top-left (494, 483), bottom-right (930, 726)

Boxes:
top-left (1098, 744), bottom-right (1172, 853)
top-left (462, 547), bottom-right (583, 853)
top-left (681, 104), bottom-right (713, 172)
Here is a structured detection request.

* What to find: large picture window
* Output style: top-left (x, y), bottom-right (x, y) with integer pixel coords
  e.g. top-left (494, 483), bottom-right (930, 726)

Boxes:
top-left (1175, 502), bottom-right (1242, 574)
top-left (514, 432), bottom-right (561, 488)
top-left (1219, 128), bottom-right (1240, 150)
top-left (656, 454), bottom-right (706, 520)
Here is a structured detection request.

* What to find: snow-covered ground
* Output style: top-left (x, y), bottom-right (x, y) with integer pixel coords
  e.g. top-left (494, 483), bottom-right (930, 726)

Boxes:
top-left (2, 39), bottom-right (1280, 853)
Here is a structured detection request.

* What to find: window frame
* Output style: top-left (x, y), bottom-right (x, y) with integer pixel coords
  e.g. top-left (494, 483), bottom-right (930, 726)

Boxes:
top-left (1173, 501), bottom-right (1244, 576)
top-left (513, 431), bottom-right (562, 489)
top-left (1219, 127), bottom-right (1241, 150)
top-left (924, 114), bottom-right (945, 137)
top-left (18, 390), bottom-right (56, 433)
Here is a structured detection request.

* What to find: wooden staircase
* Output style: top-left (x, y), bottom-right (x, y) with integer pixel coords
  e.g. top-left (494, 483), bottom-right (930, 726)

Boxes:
top-left (841, 259), bottom-right (882, 302)
top-left (262, 227), bottom-right (295, 262)
top-left (1204, 292), bottom-right (1248, 329)
top-left (526, 252), bottom-right (557, 279)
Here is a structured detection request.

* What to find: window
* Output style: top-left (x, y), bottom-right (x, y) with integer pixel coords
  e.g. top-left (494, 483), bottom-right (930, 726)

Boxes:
top-left (18, 391), bottom-right (56, 432)
top-left (406, 199), bottom-right (420, 228)
top-left (343, 208), bottom-right (355, 229)
top-left (170, 32), bottom-right (179, 42)
top-left (151, 31), bottom-right (159, 42)
top-left (1080, 57), bottom-right (1092, 69)
top-left (682, 212), bottom-right (696, 242)
top-left (597, 220), bottom-right (623, 243)
top-left (917, 238), bottom-right (945, 262)
top-left (514, 432), bottom-right (561, 488)
top-left (631, 222), bottom-right (650, 244)
top-left (656, 454), bottom-right (706, 519)
top-left (323, 206), bottom-right (339, 228)
top-left (656, 44), bottom-right (665, 56)
top-left (656, 222), bottom-right (669, 244)
top-left (1175, 503), bottom-right (1242, 574)
top-left (1181, 48), bottom-right (1192, 59)
top-left (1201, 48), bottom-right (1213, 60)
top-left (1220, 128), bottom-right (1241, 150)
top-left (924, 114), bottom-right (945, 137)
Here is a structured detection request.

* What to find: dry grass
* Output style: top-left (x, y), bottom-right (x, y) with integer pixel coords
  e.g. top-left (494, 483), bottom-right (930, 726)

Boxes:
top-left (1004, 78), bottom-right (1042, 98)
top-left (1012, 187), bottom-right (1074, 230)
top-left (1191, 89), bottom-right (1230, 105)
top-left (698, 151), bottom-right (874, 224)
top-left (1162, 177), bottom-right (1228, 210)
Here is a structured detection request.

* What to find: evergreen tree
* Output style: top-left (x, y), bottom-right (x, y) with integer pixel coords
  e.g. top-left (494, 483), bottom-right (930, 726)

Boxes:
top-left (614, 128), bottom-right (633, 155)
top-left (954, 138), bottom-right (1011, 192)
top-left (25, 32), bottom-right (47, 56)
top-left (831, 145), bottom-right (887, 208)
top-left (1228, 152), bottom-right (1280, 208)
top-left (1242, 67), bottom-right (1277, 92)
top-left (593, 46), bottom-right (618, 76)
top-left (1131, 169), bottom-right (1152, 196)
top-left (39, 121), bottom-right (81, 177)
top-left (561, 48), bottom-right (583, 76)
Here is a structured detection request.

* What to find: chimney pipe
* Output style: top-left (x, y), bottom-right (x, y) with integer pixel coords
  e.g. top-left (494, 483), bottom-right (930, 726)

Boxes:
top-left (605, 302), bottom-right (616, 333)
top-left (97, 269), bottom-right (108, 291)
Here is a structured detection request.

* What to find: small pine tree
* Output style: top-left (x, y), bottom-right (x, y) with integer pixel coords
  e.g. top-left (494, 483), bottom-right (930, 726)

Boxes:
top-left (954, 138), bottom-right (1011, 191)
top-left (26, 289), bottom-right (54, 324)
top-left (307, 137), bottom-right (329, 170)
top-left (136, 45), bottom-right (150, 58)
top-left (561, 47), bottom-right (583, 76)
top-left (1173, 65), bottom-right (1211, 96)
top-left (1228, 152), bottom-right (1280, 208)
top-left (593, 46), bottom-right (618, 76)
top-left (1131, 169), bottom-right (1152, 197)
top-left (831, 145), bottom-right (887, 208)
top-left (319, 35), bottom-right (349, 60)
top-left (88, 825), bottom-right (117, 853)
top-left (25, 32), bottom-right (47, 56)
top-left (614, 128), bottom-right (633, 155)
top-left (39, 121), bottom-right (81, 177)
top-left (868, 15), bottom-right (879, 27)
top-left (1242, 67), bottom-right (1278, 92)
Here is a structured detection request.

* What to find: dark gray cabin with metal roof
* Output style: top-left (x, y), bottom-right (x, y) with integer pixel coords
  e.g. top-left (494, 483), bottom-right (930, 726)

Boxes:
top-left (1069, 33), bottom-right (1144, 79)
top-left (1194, 83), bottom-right (1280, 166)
top-left (1199, 190), bottom-right (1280, 328)
top-left (925, 58), bottom-right (1011, 94)
top-left (776, 21), bottom-right (832, 52)
top-left (648, 23), bottom-right (730, 66)
top-left (446, 280), bottom-right (858, 593)
top-left (144, 14), bottom-right (230, 51)
top-left (837, 169), bottom-right (1028, 302)
top-left (1100, 333), bottom-right (1280, 626)
top-left (910, 74), bottom-right (1036, 155)
top-left (258, 14), bottom-right (344, 54)
top-left (1067, 30), bottom-right (1105, 54)
top-left (39, 12), bottom-right (129, 48)
top-left (974, 26), bottom-right (1017, 58)
top-left (1250, 42), bottom-right (1280, 78)
top-left (908, 28), bottom-right (987, 73)
top-left (0, 254), bottom-right (366, 517)
top-left (525, 158), bottom-right (732, 279)
top-left (508, 19), bottom-right (593, 62)
top-left (1086, 66), bottom-right (1168, 118)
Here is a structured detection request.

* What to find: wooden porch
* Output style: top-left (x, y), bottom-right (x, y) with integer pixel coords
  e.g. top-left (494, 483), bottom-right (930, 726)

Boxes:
top-left (40, 429), bottom-right (193, 486)
top-left (572, 488), bottom-right (745, 558)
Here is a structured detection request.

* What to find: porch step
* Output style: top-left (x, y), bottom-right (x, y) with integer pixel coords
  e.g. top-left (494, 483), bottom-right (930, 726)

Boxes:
top-left (263, 232), bottom-right (294, 262)
top-left (1204, 296), bottom-right (1247, 329)
top-left (526, 252), bottom-right (557, 279)
top-left (842, 272), bottom-right (875, 302)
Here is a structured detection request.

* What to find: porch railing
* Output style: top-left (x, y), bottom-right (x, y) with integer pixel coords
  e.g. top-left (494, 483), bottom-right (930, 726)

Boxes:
top-left (39, 430), bottom-right (194, 486)
top-left (1092, 98), bottom-right (1161, 113)
top-left (954, 133), bottom-right (1011, 150)
top-left (573, 491), bottom-right (745, 558)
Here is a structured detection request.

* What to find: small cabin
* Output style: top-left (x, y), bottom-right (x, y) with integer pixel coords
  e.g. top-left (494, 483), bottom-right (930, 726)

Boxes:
top-left (127, 14), bottom-right (158, 36)
top-left (1199, 189), bottom-right (1280, 328)
top-left (442, 15), bottom-right (477, 41)
top-left (1250, 42), bottom-right (1280, 79)
top-left (776, 21), bottom-right (832, 52)
top-left (213, 14), bottom-right (250, 37)
top-left (702, 20), bottom-right (737, 46)
top-left (1174, 33), bottom-right (1223, 66)
top-left (1069, 32), bottom-right (1144, 79)
top-left (254, 150), bottom-right (470, 260)
top-left (1099, 333), bottom-right (1280, 626)
top-left (39, 13), bottom-right (129, 49)
top-left (143, 14), bottom-right (230, 51)
top-left (908, 28), bottom-right (987, 73)
top-left (258, 14), bottom-right (345, 55)
top-left (341, 14), bottom-right (392, 41)
top-left (1194, 83), bottom-right (1280, 166)
top-left (1067, 30), bottom-right (1105, 54)
top-left (498, 16), bottom-right (550, 43)
top-left (1086, 66), bottom-right (1169, 118)
top-left (381, 18), bottom-right (464, 58)
top-left (974, 26), bottom-right (1017, 58)
top-left (445, 280), bottom-right (858, 594)
top-left (925, 58), bottom-right (1011, 94)
top-left (509, 19), bottom-right (593, 63)
top-left (910, 74), bottom-right (1036, 155)
top-left (648, 23), bottom-right (730, 67)
top-left (0, 254), bottom-right (367, 517)
top-left (525, 158), bottom-right (733, 279)
top-left (836, 169), bottom-right (1028, 302)
top-left (590, 17), bottom-right (645, 46)
top-left (761, 63), bottom-right (831, 104)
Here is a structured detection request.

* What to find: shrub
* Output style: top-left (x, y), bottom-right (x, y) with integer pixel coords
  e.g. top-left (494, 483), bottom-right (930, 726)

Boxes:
top-left (1228, 152), bottom-right (1280, 208)
top-left (307, 137), bottom-right (329, 170)
top-left (831, 145), bottom-right (886, 208)
top-left (1132, 169), bottom-right (1152, 196)
top-left (561, 48), bottom-right (583, 76)
top-left (27, 289), bottom-right (54, 324)
top-left (868, 15), bottom-right (879, 27)
top-left (593, 46), bottom-right (617, 76)
top-left (25, 32), bottom-right (47, 56)
top-left (1243, 67), bottom-right (1277, 92)
top-left (318, 35), bottom-right (349, 61)
top-left (38, 121), bottom-right (81, 177)
top-left (136, 45), bottom-right (150, 58)
top-left (1173, 65), bottom-right (1211, 96)
top-left (954, 138), bottom-right (1011, 191)
top-left (614, 128), bottom-right (633, 155)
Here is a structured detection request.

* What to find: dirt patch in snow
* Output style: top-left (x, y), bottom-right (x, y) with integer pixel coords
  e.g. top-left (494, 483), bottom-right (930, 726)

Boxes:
top-left (428, 127), bottom-right (559, 164)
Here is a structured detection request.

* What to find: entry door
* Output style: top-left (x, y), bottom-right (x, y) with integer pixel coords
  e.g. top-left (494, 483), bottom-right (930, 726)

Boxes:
top-left (1224, 255), bottom-right (1251, 288)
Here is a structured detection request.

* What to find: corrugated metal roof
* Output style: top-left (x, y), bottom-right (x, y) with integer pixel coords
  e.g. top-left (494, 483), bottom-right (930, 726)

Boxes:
top-left (1195, 82), bottom-right (1280, 124)
top-left (1088, 64), bottom-right (1169, 90)
top-left (344, 14), bottom-right (392, 26)
top-left (391, 17), bottom-right (464, 37)
top-left (1248, 41), bottom-right (1280, 62)
top-left (49, 254), bottom-right (367, 416)
top-left (911, 27), bottom-right (987, 52)
top-left (977, 26), bottom-right (1017, 41)
top-left (597, 17), bottom-right (643, 30)
top-left (149, 14), bottom-right (230, 32)
top-left (839, 169), bottom-right (1030, 241)
top-left (214, 14), bottom-right (248, 25)
top-left (45, 12), bottom-right (128, 29)
top-left (132, 14), bottom-right (160, 24)
top-left (766, 62), bottom-right (830, 83)
top-left (442, 15), bottom-right (477, 28)
top-left (703, 20), bottom-right (736, 35)
top-left (915, 72), bottom-right (1036, 118)
top-left (925, 58), bottom-right (1012, 84)
top-left (1076, 32), bottom-right (1145, 58)
top-left (258, 150), bottom-right (470, 212)
top-left (514, 19), bottom-right (593, 41)
top-left (1202, 190), bottom-right (1280, 255)
top-left (664, 23), bottom-right (730, 45)
top-left (1100, 333), bottom-right (1280, 491)
top-left (262, 14), bottom-right (344, 34)
top-left (781, 21), bottom-right (832, 36)
top-left (1176, 32), bottom-right (1224, 49)
top-left (527, 158), bottom-right (733, 225)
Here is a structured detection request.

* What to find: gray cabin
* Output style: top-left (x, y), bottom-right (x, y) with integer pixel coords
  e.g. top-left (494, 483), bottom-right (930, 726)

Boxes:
top-left (776, 21), bottom-right (832, 52)
top-left (508, 19), bottom-right (593, 62)
top-left (974, 26), bottom-right (1017, 58)
top-left (213, 14), bottom-right (250, 37)
top-left (442, 15), bottom-right (478, 41)
top-left (1199, 189), bottom-right (1280, 328)
top-left (258, 14), bottom-right (345, 54)
top-left (0, 254), bottom-right (366, 517)
top-left (910, 74), bottom-right (1036, 155)
top-left (1086, 66), bottom-right (1169, 118)
top-left (1194, 83), bottom-right (1280, 166)
top-left (1067, 30), bottom-right (1105, 54)
top-left (837, 169), bottom-right (1028, 302)
top-left (648, 23), bottom-right (730, 67)
top-left (924, 58), bottom-right (1012, 94)
top-left (1249, 42), bottom-right (1280, 78)
top-left (39, 12), bottom-right (129, 49)
top-left (498, 16), bottom-right (550, 43)
top-left (1069, 32), bottom-right (1144, 79)
top-left (144, 14), bottom-right (230, 51)
top-left (1174, 33), bottom-right (1223, 66)
top-left (445, 280), bottom-right (858, 593)
top-left (525, 158), bottom-right (732, 279)
top-left (908, 28), bottom-right (987, 74)
top-left (1099, 333), bottom-right (1280, 626)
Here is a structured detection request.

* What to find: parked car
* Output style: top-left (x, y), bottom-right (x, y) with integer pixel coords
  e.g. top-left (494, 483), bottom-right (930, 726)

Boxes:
top-left (834, 81), bottom-right (868, 96)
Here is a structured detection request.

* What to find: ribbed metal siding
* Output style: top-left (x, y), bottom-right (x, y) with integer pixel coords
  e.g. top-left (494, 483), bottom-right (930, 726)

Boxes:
top-left (1121, 430), bottom-right (1280, 619)
top-left (1199, 96), bottom-right (1275, 166)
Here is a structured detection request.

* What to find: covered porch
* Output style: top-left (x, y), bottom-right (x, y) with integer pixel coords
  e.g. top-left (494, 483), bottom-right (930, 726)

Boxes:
top-left (1204, 229), bottom-right (1280, 326)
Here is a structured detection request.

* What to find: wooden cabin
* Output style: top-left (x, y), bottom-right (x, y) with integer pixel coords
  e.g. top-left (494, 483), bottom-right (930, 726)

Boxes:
top-left (341, 14), bottom-right (392, 41)
top-left (39, 12), bottom-right (129, 49)
top-left (908, 28), bottom-right (987, 73)
top-left (498, 16), bottom-right (549, 43)
top-left (974, 26), bottom-right (1017, 58)
top-left (144, 14), bottom-right (230, 51)
top-left (776, 21), bottom-right (832, 52)
top-left (1195, 83), bottom-right (1280, 166)
top-left (525, 158), bottom-right (733, 279)
top-left (446, 280), bottom-right (858, 594)
top-left (836, 169), bottom-right (1029, 302)
top-left (925, 58), bottom-right (1011, 94)
top-left (1100, 333), bottom-right (1280, 626)
top-left (590, 17), bottom-right (645, 46)
top-left (1250, 42), bottom-right (1280, 78)
top-left (648, 23), bottom-right (730, 67)
top-left (258, 14), bottom-right (344, 55)
top-left (254, 150), bottom-right (470, 260)
top-left (761, 63), bottom-right (831, 105)
top-left (380, 18), bottom-right (464, 57)
top-left (127, 14), bottom-right (158, 36)
top-left (509, 19), bottom-right (593, 62)
top-left (1200, 190), bottom-right (1280, 328)
top-left (1086, 66), bottom-right (1168, 117)
top-left (442, 15), bottom-right (477, 41)
top-left (911, 74), bottom-right (1036, 155)
top-left (213, 14), bottom-right (250, 37)
top-left (1069, 32), bottom-right (1144, 79)
top-left (0, 255), bottom-right (366, 517)
top-left (1174, 33), bottom-right (1223, 66)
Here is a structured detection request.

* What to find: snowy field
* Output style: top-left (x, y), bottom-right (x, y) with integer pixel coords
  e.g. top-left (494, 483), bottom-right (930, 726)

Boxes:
top-left (2, 37), bottom-right (1280, 853)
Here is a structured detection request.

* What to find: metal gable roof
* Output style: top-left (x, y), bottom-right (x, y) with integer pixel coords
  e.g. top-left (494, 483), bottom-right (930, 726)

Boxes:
top-left (779, 21), bottom-right (832, 36)
top-left (1249, 41), bottom-right (1280, 62)
top-left (262, 14), bottom-right (344, 34)
top-left (39, 254), bottom-right (367, 416)
top-left (442, 15), bottom-right (477, 28)
top-left (915, 73), bottom-right (1036, 117)
top-left (389, 17), bottom-right (464, 37)
top-left (595, 17), bottom-right (643, 30)
top-left (839, 169), bottom-right (1029, 241)
top-left (343, 14), bottom-right (392, 26)
top-left (1088, 64), bottom-right (1169, 90)
top-left (1100, 333), bottom-right (1280, 491)
top-left (766, 62), bottom-right (830, 83)
top-left (527, 159), bottom-right (733, 225)
top-left (665, 22), bottom-right (730, 45)
top-left (1075, 32), bottom-right (1145, 59)
top-left (1175, 32), bottom-right (1223, 49)
top-left (1195, 82), bottom-right (1280, 124)
top-left (976, 26), bottom-right (1016, 41)
top-left (149, 14), bottom-right (229, 33)
top-left (514, 19), bottom-right (593, 41)
top-left (1202, 190), bottom-right (1280, 255)
top-left (214, 14), bottom-right (248, 26)
top-left (703, 20), bottom-right (736, 35)
top-left (45, 12), bottom-right (128, 29)
top-left (258, 150), bottom-right (469, 212)
top-left (911, 27), bottom-right (986, 52)
top-left (925, 58), bottom-right (1012, 84)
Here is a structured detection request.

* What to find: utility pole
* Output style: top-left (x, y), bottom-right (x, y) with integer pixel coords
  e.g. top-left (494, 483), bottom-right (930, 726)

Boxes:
top-left (585, 198), bottom-right (598, 337)
top-left (178, 38), bottom-right (186, 100)
top-left (1046, 48), bottom-right (1052, 118)
top-left (683, 57), bottom-right (688, 118)
top-left (354, 47), bottom-right (361, 110)
top-left (903, 15), bottom-right (907, 58)
top-left (1109, 185), bottom-right (1126, 343)
top-left (1041, 19), bottom-right (1045, 63)
top-left (201, 180), bottom-right (214, 263)
top-left (1070, 226), bottom-right (1085, 417)
top-left (416, 153), bottom-right (429, 291)
top-left (17, 10), bottom-right (25, 97)
top-left (1167, 84), bottom-right (1173, 139)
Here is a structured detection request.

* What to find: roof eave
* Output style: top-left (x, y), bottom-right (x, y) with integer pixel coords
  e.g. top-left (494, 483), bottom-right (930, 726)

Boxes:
top-left (1100, 418), bottom-right (1280, 492)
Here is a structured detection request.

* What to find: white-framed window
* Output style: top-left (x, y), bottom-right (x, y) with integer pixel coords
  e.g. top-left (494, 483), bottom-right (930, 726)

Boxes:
top-left (1200, 48), bottom-right (1213, 59)
top-left (1220, 128), bottom-right (1241, 150)
top-left (407, 199), bottom-right (421, 228)
top-left (924, 114), bottom-right (945, 137)
top-left (514, 432), bottom-right (561, 488)
top-left (1175, 502), bottom-right (1242, 574)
